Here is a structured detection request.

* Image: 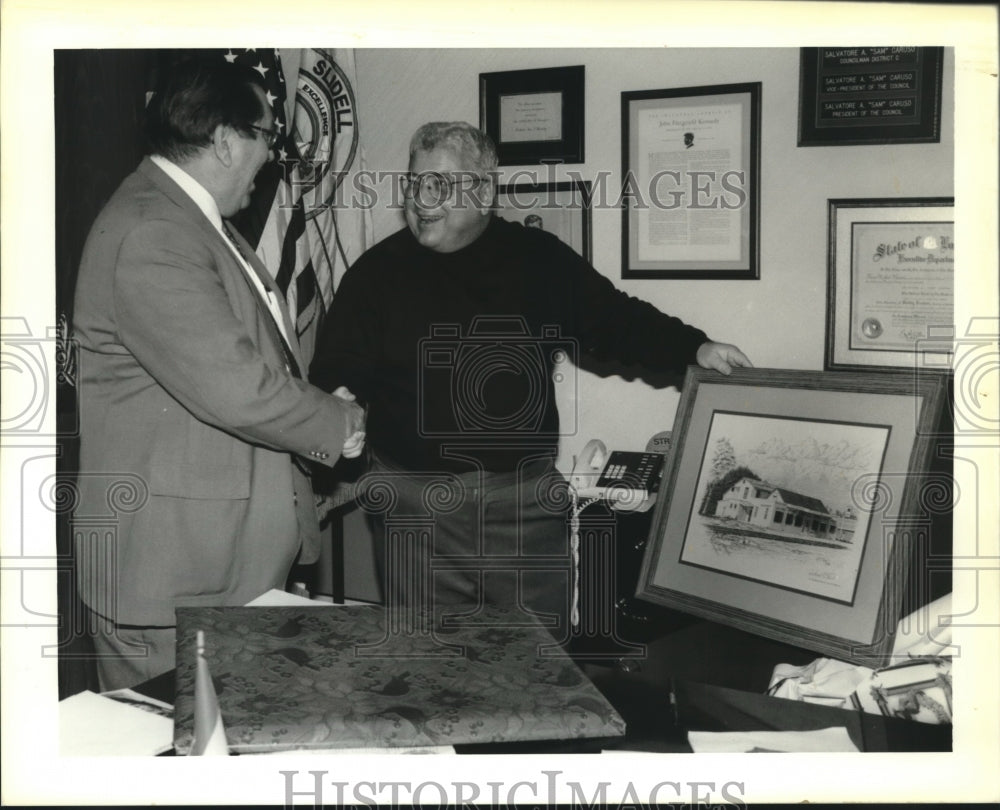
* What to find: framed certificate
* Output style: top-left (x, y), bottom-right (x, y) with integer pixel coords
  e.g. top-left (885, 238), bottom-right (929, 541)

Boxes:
top-left (826, 198), bottom-right (954, 372)
top-left (479, 65), bottom-right (584, 166)
top-left (621, 83), bottom-right (760, 280)
top-left (495, 181), bottom-right (592, 262)
top-left (799, 47), bottom-right (944, 147)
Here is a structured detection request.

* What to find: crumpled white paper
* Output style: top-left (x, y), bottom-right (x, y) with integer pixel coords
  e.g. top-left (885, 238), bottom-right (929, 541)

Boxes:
top-left (767, 594), bottom-right (953, 725)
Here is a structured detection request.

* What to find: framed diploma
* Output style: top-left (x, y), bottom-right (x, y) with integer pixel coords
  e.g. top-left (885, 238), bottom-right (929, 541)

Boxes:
top-left (826, 198), bottom-right (954, 372)
top-left (799, 47), bottom-right (944, 147)
top-left (621, 83), bottom-right (760, 280)
top-left (495, 181), bottom-right (592, 262)
top-left (479, 65), bottom-right (584, 166)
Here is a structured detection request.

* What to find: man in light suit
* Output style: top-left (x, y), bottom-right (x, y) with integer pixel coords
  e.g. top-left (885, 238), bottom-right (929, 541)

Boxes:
top-left (72, 60), bottom-right (365, 690)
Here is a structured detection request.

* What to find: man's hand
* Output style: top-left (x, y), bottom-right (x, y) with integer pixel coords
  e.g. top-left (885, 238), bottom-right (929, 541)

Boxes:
top-left (696, 341), bottom-right (753, 375)
top-left (333, 385), bottom-right (366, 459)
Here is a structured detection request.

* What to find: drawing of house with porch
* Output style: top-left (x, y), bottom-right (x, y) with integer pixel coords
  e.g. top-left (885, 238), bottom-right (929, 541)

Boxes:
top-left (713, 476), bottom-right (857, 543)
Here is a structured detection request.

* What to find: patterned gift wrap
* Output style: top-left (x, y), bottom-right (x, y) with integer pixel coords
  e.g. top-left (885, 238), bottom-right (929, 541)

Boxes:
top-left (173, 605), bottom-right (625, 753)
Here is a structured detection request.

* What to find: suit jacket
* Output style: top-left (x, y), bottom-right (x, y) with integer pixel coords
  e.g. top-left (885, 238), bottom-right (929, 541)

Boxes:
top-left (73, 157), bottom-right (350, 626)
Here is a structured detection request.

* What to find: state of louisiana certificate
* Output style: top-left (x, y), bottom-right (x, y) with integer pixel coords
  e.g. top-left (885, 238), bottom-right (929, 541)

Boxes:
top-left (827, 198), bottom-right (954, 370)
top-left (850, 220), bottom-right (954, 351)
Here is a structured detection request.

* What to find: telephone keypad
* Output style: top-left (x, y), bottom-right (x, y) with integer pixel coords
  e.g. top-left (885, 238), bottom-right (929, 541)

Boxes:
top-left (596, 451), bottom-right (665, 494)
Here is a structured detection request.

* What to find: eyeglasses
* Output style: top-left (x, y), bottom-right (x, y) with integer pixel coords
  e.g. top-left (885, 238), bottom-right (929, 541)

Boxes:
top-left (399, 172), bottom-right (486, 206)
top-left (248, 124), bottom-right (280, 148)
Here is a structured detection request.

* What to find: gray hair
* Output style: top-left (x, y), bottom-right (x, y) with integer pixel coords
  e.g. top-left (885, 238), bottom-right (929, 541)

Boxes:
top-left (408, 122), bottom-right (499, 174)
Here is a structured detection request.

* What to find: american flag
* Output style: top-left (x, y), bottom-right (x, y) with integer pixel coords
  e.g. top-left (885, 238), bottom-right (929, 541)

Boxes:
top-left (149, 48), bottom-right (371, 362)
top-left (224, 48), bottom-right (323, 350)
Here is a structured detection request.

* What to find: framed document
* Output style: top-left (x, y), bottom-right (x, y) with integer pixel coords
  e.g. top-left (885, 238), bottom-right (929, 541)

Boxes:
top-left (479, 65), bottom-right (584, 166)
top-left (827, 197), bottom-right (954, 372)
top-left (495, 181), bottom-right (592, 262)
top-left (621, 83), bottom-right (760, 280)
top-left (799, 47), bottom-right (944, 147)
top-left (637, 367), bottom-right (947, 666)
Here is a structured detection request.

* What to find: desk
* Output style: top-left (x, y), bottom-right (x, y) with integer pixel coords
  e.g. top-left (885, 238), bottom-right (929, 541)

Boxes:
top-left (134, 613), bottom-right (950, 755)
top-left (455, 617), bottom-right (950, 754)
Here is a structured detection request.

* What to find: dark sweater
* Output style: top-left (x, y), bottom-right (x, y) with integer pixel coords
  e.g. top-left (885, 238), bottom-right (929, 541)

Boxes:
top-left (310, 216), bottom-right (708, 473)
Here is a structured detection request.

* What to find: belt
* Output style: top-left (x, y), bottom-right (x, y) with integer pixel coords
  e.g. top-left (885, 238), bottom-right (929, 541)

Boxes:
top-left (369, 448), bottom-right (554, 487)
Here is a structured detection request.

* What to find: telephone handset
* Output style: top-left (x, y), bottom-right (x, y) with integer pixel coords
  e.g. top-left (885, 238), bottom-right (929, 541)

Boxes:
top-left (570, 439), bottom-right (666, 512)
top-left (569, 439), bottom-right (609, 491)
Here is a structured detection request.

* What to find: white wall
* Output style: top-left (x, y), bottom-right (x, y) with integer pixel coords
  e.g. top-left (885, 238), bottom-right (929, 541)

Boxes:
top-left (352, 47), bottom-right (954, 471)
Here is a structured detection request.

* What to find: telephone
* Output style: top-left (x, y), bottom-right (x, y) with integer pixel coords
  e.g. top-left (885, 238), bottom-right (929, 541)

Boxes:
top-left (569, 439), bottom-right (666, 512)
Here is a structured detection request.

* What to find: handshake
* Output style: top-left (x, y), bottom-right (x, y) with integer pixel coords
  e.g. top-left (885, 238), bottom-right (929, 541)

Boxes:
top-left (313, 385), bottom-right (366, 523)
top-left (333, 385), bottom-right (366, 459)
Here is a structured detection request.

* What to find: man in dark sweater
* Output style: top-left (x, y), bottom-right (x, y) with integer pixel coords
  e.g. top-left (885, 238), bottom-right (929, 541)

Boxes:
top-left (310, 121), bottom-right (750, 636)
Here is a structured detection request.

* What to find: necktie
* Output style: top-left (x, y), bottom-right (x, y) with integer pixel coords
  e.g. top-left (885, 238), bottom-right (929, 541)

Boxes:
top-left (223, 223), bottom-right (314, 483)
top-left (222, 223), bottom-right (301, 379)
top-left (222, 223), bottom-right (270, 289)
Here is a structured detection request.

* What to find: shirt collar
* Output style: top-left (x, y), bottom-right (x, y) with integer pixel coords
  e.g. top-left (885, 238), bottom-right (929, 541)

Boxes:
top-left (150, 154), bottom-right (223, 230)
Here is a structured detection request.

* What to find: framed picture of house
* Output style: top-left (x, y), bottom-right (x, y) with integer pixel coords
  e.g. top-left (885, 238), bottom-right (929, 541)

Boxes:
top-left (636, 366), bottom-right (948, 666)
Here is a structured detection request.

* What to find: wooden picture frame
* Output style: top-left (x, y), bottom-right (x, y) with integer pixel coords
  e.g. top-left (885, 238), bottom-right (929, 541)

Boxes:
top-left (621, 82), bottom-right (760, 280)
top-left (799, 47), bottom-right (944, 147)
top-left (826, 197), bottom-right (954, 372)
top-left (495, 181), bottom-right (592, 262)
top-left (479, 65), bottom-right (584, 166)
top-left (637, 367), bottom-right (947, 666)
